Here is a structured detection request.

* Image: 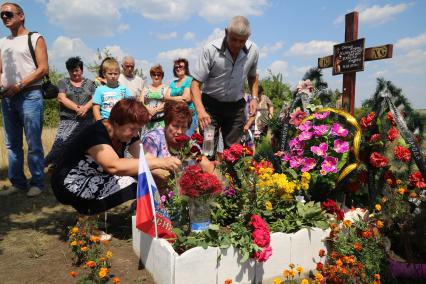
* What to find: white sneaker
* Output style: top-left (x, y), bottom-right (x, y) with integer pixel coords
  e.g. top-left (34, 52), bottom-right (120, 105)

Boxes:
top-left (0, 185), bottom-right (21, 196)
top-left (27, 186), bottom-right (42, 197)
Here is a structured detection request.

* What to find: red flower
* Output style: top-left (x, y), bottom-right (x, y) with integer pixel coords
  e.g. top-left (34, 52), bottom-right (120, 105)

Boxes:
top-left (360, 112), bottom-right (375, 129)
top-left (394, 145), bottom-right (411, 162)
top-left (319, 249), bottom-right (325, 257)
top-left (321, 199), bottom-right (344, 220)
top-left (191, 133), bottom-right (204, 146)
top-left (386, 111), bottom-right (397, 126)
top-left (252, 229), bottom-right (270, 247)
top-left (369, 134), bottom-right (381, 142)
top-left (179, 165), bottom-right (222, 197)
top-left (175, 135), bottom-right (191, 143)
top-left (289, 109), bottom-right (307, 126)
top-left (222, 144), bottom-right (251, 164)
top-left (409, 172), bottom-right (426, 189)
top-left (369, 152), bottom-right (389, 168)
top-left (361, 230), bottom-right (372, 239)
top-left (254, 246), bottom-right (272, 262)
top-left (250, 214), bottom-right (269, 230)
top-left (316, 262), bottom-right (324, 271)
top-left (387, 127), bottom-right (399, 141)
top-left (189, 145), bottom-right (201, 155)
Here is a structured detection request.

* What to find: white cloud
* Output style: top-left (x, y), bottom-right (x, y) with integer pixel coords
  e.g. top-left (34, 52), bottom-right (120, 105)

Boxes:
top-left (287, 40), bottom-right (336, 56)
top-left (184, 32), bottom-right (195, 40)
top-left (335, 4), bottom-right (408, 25)
top-left (266, 60), bottom-right (289, 77)
top-left (197, 0), bottom-right (269, 23)
top-left (151, 32), bottom-right (178, 40)
top-left (392, 49), bottom-right (426, 75)
top-left (45, 0), bottom-right (123, 36)
top-left (260, 41), bottom-right (284, 58)
top-left (396, 33), bottom-right (426, 50)
top-left (124, 0), bottom-right (193, 21)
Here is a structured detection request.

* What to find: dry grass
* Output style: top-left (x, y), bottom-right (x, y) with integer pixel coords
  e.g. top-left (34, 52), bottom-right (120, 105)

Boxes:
top-left (0, 127), bottom-right (56, 184)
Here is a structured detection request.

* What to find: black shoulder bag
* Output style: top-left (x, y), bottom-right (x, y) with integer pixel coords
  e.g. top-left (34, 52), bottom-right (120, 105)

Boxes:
top-left (28, 32), bottom-right (59, 99)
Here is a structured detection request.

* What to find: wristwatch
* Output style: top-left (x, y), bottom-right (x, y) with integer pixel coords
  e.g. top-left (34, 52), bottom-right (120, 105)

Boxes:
top-left (16, 82), bottom-right (24, 91)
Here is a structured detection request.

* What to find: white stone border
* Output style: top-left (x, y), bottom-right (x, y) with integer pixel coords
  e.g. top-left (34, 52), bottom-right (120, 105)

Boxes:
top-left (132, 216), bottom-right (329, 284)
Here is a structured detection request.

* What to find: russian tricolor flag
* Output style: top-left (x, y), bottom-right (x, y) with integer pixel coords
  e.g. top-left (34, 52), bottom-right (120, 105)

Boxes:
top-left (136, 145), bottom-right (175, 239)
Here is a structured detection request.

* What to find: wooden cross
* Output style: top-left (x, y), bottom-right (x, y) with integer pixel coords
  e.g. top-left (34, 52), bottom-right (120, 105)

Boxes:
top-left (318, 11), bottom-right (393, 115)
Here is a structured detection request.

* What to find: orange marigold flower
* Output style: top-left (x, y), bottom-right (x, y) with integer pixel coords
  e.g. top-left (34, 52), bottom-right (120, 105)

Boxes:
top-left (289, 270), bottom-right (296, 277)
top-left (396, 179), bottom-right (402, 185)
top-left (376, 220), bottom-right (384, 229)
top-left (224, 279), bottom-right (232, 284)
top-left (374, 274), bottom-right (381, 280)
top-left (106, 250), bottom-right (113, 258)
top-left (71, 227), bottom-right (79, 234)
top-left (397, 187), bottom-right (407, 195)
top-left (410, 192), bottom-right (417, 198)
top-left (102, 240), bottom-right (110, 245)
top-left (381, 196), bottom-right (387, 203)
top-left (80, 246), bottom-right (88, 252)
top-left (78, 240), bottom-right (84, 245)
top-left (347, 256), bottom-right (355, 265)
top-left (99, 257), bottom-right (107, 262)
top-left (336, 259), bottom-right (343, 267)
top-left (90, 235), bottom-right (100, 243)
top-left (301, 279), bottom-right (309, 284)
top-left (375, 204), bottom-right (381, 211)
top-left (98, 267), bottom-right (108, 279)
top-left (296, 266), bottom-right (304, 274)
top-left (330, 223), bottom-right (337, 230)
top-left (288, 263), bottom-right (295, 269)
top-left (112, 277), bottom-right (121, 284)
top-left (68, 271), bottom-right (77, 278)
top-left (272, 278), bottom-right (281, 284)
top-left (362, 230), bottom-right (372, 238)
top-left (385, 178), bottom-right (393, 185)
top-left (86, 260), bottom-right (96, 268)
top-left (343, 220), bottom-right (352, 228)
top-left (330, 251), bottom-right (338, 259)
top-left (314, 272), bottom-right (324, 281)
top-left (341, 268), bottom-right (348, 275)
top-left (373, 280), bottom-right (381, 284)
top-left (354, 242), bottom-right (362, 251)
top-left (283, 269), bottom-right (290, 278)
top-left (319, 249), bottom-right (325, 257)
top-left (70, 241), bottom-right (77, 246)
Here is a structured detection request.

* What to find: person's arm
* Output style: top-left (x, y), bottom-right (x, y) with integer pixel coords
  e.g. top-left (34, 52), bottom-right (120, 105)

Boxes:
top-left (248, 74), bottom-right (259, 116)
top-left (93, 105), bottom-right (101, 121)
top-left (87, 144), bottom-right (139, 176)
top-left (128, 141), bottom-right (181, 172)
top-left (57, 92), bottom-right (79, 112)
top-left (164, 85), bottom-right (185, 102)
top-left (244, 114), bottom-right (256, 132)
top-left (191, 79), bottom-right (210, 129)
top-left (77, 100), bottom-right (93, 118)
top-left (4, 36), bottom-right (49, 97)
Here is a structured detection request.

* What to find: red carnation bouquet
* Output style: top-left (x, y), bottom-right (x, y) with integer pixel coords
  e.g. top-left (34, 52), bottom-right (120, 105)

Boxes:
top-left (222, 143), bottom-right (253, 164)
top-left (170, 133), bottom-right (204, 162)
top-left (179, 165), bottom-right (222, 198)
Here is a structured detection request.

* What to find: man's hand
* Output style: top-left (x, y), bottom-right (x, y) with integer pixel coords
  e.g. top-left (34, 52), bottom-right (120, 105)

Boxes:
top-left (3, 85), bottom-right (20, 97)
top-left (249, 98), bottom-right (258, 116)
top-left (197, 108), bottom-right (211, 130)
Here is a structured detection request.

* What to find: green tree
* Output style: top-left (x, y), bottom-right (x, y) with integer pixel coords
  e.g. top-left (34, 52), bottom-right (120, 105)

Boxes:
top-left (302, 67), bottom-right (328, 90)
top-left (260, 70), bottom-right (292, 112)
top-left (86, 48), bottom-right (114, 77)
top-left (44, 68), bottom-right (65, 128)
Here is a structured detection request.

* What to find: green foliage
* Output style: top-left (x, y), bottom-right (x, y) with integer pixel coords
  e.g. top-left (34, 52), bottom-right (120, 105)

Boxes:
top-left (44, 68), bottom-right (65, 128)
top-left (260, 71), bottom-right (292, 113)
top-left (86, 48), bottom-right (115, 77)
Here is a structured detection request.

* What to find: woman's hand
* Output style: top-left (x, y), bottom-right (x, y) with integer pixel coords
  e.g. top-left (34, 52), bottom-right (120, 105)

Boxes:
top-left (198, 156), bottom-right (217, 174)
top-left (161, 156), bottom-right (182, 172)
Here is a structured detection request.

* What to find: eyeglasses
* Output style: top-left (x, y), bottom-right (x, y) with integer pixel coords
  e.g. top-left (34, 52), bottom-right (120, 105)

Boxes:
top-left (152, 73), bottom-right (162, 78)
top-left (0, 11), bottom-right (14, 19)
top-left (174, 65), bottom-right (185, 70)
top-left (123, 64), bottom-right (134, 68)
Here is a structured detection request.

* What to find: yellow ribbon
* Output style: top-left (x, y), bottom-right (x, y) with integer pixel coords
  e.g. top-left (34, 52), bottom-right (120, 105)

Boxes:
top-left (302, 108), bottom-right (361, 184)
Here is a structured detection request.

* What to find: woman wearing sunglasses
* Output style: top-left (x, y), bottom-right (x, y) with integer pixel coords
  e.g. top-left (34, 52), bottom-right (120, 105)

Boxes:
top-left (140, 64), bottom-right (168, 134)
top-left (165, 58), bottom-right (198, 136)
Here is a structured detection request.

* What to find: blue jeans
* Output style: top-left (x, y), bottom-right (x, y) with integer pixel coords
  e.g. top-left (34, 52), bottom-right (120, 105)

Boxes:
top-left (1, 89), bottom-right (44, 189)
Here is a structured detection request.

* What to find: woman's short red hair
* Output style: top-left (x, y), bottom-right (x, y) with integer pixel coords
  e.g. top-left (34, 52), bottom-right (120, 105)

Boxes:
top-left (164, 101), bottom-right (192, 128)
top-left (109, 98), bottom-right (150, 126)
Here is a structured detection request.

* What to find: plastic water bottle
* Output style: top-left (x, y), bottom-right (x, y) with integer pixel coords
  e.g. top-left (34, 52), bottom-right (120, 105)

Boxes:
top-left (202, 125), bottom-right (215, 156)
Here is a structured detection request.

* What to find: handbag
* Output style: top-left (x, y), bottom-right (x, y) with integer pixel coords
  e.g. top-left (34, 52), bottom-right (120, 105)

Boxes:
top-left (28, 32), bottom-right (59, 99)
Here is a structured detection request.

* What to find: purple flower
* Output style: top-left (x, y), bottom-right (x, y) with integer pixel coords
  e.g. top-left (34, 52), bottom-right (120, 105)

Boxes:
top-left (282, 152), bottom-right (291, 162)
top-left (313, 125), bottom-right (329, 137)
top-left (289, 138), bottom-right (305, 155)
top-left (168, 191), bottom-right (174, 198)
top-left (301, 158), bottom-right (316, 172)
top-left (298, 120), bottom-right (312, 132)
top-left (311, 143), bottom-right (328, 157)
top-left (314, 112), bottom-right (330, 120)
top-left (289, 155), bottom-right (304, 169)
top-left (321, 156), bottom-right (338, 174)
top-left (160, 195), bottom-right (167, 203)
top-left (223, 186), bottom-right (236, 197)
top-left (333, 139), bottom-right (349, 153)
top-left (331, 123), bottom-right (348, 137)
top-left (298, 131), bottom-right (313, 141)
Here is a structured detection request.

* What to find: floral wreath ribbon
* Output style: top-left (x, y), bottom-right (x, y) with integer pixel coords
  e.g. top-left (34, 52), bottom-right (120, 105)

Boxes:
top-left (302, 107), bottom-right (361, 184)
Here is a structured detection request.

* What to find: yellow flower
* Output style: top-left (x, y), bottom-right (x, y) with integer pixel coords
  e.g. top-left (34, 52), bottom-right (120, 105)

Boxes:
top-left (265, 201), bottom-right (273, 212)
top-left (375, 204), bottom-right (381, 211)
top-left (385, 179), bottom-right (393, 185)
top-left (289, 269), bottom-right (296, 278)
top-left (301, 172), bottom-right (311, 181)
top-left (296, 266), bottom-right (304, 274)
top-left (314, 272), bottom-right (324, 281)
top-left (397, 187), bottom-right (407, 195)
top-left (396, 179), bottom-right (402, 185)
top-left (376, 220), bottom-right (384, 229)
top-left (273, 278), bottom-right (282, 284)
top-left (283, 269), bottom-right (290, 278)
top-left (71, 227), bottom-right (79, 234)
top-left (98, 267), bottom-right (108, 279)
top-left (336, 259), bottom-right (343, 267)
top-left (106, 251), bottom-right (113, 258)
top-left (301, 182), bottom-right (309, 190)
top-left (301, 279), bottom-right (309, 284)
top-left (343, 220), bottom-right (352, 228)
top-left (70, 241), bottom-right (77, 246)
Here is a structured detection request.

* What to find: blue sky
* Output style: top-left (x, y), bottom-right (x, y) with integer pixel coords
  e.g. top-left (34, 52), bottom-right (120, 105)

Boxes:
top-left (4, 0), bottom-right (426, 108)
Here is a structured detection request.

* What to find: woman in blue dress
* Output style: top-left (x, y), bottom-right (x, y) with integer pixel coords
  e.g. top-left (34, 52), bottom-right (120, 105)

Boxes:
top-left (165, 58), bottom-right (198, 136)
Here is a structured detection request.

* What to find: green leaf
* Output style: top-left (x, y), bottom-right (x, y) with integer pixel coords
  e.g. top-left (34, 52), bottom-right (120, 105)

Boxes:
top-left (209, 224), bottom-right (220, 231)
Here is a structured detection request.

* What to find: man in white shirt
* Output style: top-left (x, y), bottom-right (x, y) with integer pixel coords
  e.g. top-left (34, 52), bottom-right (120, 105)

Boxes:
top-left (118, 56), bottom-right (144, 98)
